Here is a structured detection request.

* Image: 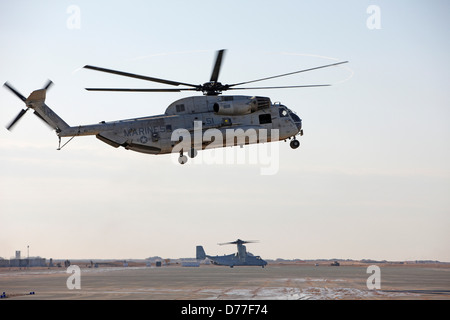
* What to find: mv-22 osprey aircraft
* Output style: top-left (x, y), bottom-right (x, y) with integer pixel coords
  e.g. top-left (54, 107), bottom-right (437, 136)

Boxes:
top-left (196, 239), bottom-right (267, 268)
top-left (4, 50), bottom-right (347, 164)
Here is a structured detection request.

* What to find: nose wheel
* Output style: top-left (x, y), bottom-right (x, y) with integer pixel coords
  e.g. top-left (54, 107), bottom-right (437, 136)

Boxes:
top-left (178, 151), bottom-right (188, 164)
top-left (179, 148), bottom-right (198, 164)
top-left (290, 138), bottom-right (300, 149)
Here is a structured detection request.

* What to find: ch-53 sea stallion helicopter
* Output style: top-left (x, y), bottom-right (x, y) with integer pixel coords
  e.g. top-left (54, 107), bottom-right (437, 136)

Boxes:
top-left (4, 50), bottom-right (347, 164)
top-left (196, 239), bottom-right (267, 268)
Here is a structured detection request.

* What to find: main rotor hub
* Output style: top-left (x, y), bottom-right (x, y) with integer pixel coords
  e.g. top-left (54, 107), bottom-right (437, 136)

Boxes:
top-left (202, 81), bottom-right (227, 96)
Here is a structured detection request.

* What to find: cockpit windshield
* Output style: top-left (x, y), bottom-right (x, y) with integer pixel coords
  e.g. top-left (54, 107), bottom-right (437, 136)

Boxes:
top-left (290, 112), bottom-right (301, 123)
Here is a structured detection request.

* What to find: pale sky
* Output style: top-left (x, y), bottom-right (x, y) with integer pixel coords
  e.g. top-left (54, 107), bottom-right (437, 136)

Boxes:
top-left (1, 1), bottom-right (449, 261)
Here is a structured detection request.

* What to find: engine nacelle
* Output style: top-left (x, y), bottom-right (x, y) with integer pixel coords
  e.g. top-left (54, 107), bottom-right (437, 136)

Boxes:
top-left (212, 96), bottom-right (271, 116)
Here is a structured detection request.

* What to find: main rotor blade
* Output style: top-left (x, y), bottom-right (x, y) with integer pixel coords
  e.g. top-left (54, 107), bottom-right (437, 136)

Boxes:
top-left (83, 65), bottom-right (198, 88)
top-left (218, 239), bottom-right (259, 245)
top-left (227, 84), bottom-right (331, 90)
top-left (229, 61), bottom-right (348, 87)
top-left (218, 242), bottom-right (234, 246)
top-left (3, 82), bottom-right (26, 102)
top-left (210, 49), bottom-right (226, 83)
top-left (241, 240), bottom-right (259, 244)
top-left (6, 109), bottom-right (28, 131)
top-left (85, 87), bottom-right (198, 92)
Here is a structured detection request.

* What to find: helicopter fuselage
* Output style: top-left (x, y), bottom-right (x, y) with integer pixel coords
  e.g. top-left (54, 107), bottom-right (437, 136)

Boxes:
top-left (59, 95), bottom-right (302, 156)
top-left (196, 242), bottom-right (268, 268)
top-left (5, 50), bottom-right (347, 165)
top-left (5, 50), bottom-right (346, 165)
top-left (207, 253), bottom-right (268, 268)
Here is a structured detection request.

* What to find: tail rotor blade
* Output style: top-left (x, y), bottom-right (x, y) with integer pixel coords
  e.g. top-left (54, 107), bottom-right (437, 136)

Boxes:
top-left (43, 80), bottom-right (53, 90)
top-left (4, 80), bottom-right (56, 131)
top-left (6, 108), bottom-right (28, 131)
top-left (3, 82), bottom-right (26, 102)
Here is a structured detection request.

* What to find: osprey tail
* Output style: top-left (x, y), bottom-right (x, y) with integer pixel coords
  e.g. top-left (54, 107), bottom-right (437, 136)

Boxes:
top-left (196, 246), bottom-right (206, 260)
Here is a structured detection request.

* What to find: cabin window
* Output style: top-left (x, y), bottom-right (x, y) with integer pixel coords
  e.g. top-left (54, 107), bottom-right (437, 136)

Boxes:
top-left (259, 114), bottom-right (272, 124)
top-left (222, 96), bottom-right (234, 101)
top-left (176, 104), bottom-right (185, 112)
top-left (165, 124), bottom-right (172, 132)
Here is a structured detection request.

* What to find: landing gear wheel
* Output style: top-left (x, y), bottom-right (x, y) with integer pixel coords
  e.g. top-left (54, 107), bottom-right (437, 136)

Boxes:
top-left (290, 139), bottom-right (300, 149)
top-left (178, 155), bottom-right (188, 164)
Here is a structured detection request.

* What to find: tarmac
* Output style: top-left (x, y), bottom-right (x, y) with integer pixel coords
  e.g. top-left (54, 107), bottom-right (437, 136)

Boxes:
top-left (1, 264), bottom-right (449, 300)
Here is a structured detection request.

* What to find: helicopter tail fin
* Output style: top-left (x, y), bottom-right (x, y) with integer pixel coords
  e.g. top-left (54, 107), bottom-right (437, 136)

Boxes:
top-left (26, 89), bottom-right (70, 133)
top-left (196, 246), bottom-right (206, 260)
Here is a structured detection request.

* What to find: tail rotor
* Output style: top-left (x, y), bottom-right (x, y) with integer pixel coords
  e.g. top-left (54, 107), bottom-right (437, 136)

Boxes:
top-left (4, 80), bottom-right (53, 131)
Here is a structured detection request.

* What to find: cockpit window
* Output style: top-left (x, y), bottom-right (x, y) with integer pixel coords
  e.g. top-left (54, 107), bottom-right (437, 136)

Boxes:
top-left (279, 108), bottom-right (289, 117)
top-left (291, 113), bottom-right (301, 122)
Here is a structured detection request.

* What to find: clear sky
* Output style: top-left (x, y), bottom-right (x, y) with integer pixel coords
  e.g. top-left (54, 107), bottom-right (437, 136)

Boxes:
top-left (1, 1), bottom-right (449, 261)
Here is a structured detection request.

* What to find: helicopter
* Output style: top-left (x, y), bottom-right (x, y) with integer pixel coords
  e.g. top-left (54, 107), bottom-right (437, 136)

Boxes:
top-left (196, 239), bottom-right (267, 268)
top-left (4, 50), bottom-right (347, 164)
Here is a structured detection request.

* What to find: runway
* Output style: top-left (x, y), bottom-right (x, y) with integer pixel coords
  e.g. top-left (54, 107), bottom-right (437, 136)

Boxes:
top-left (1, 264), bottom-right (449, 300)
